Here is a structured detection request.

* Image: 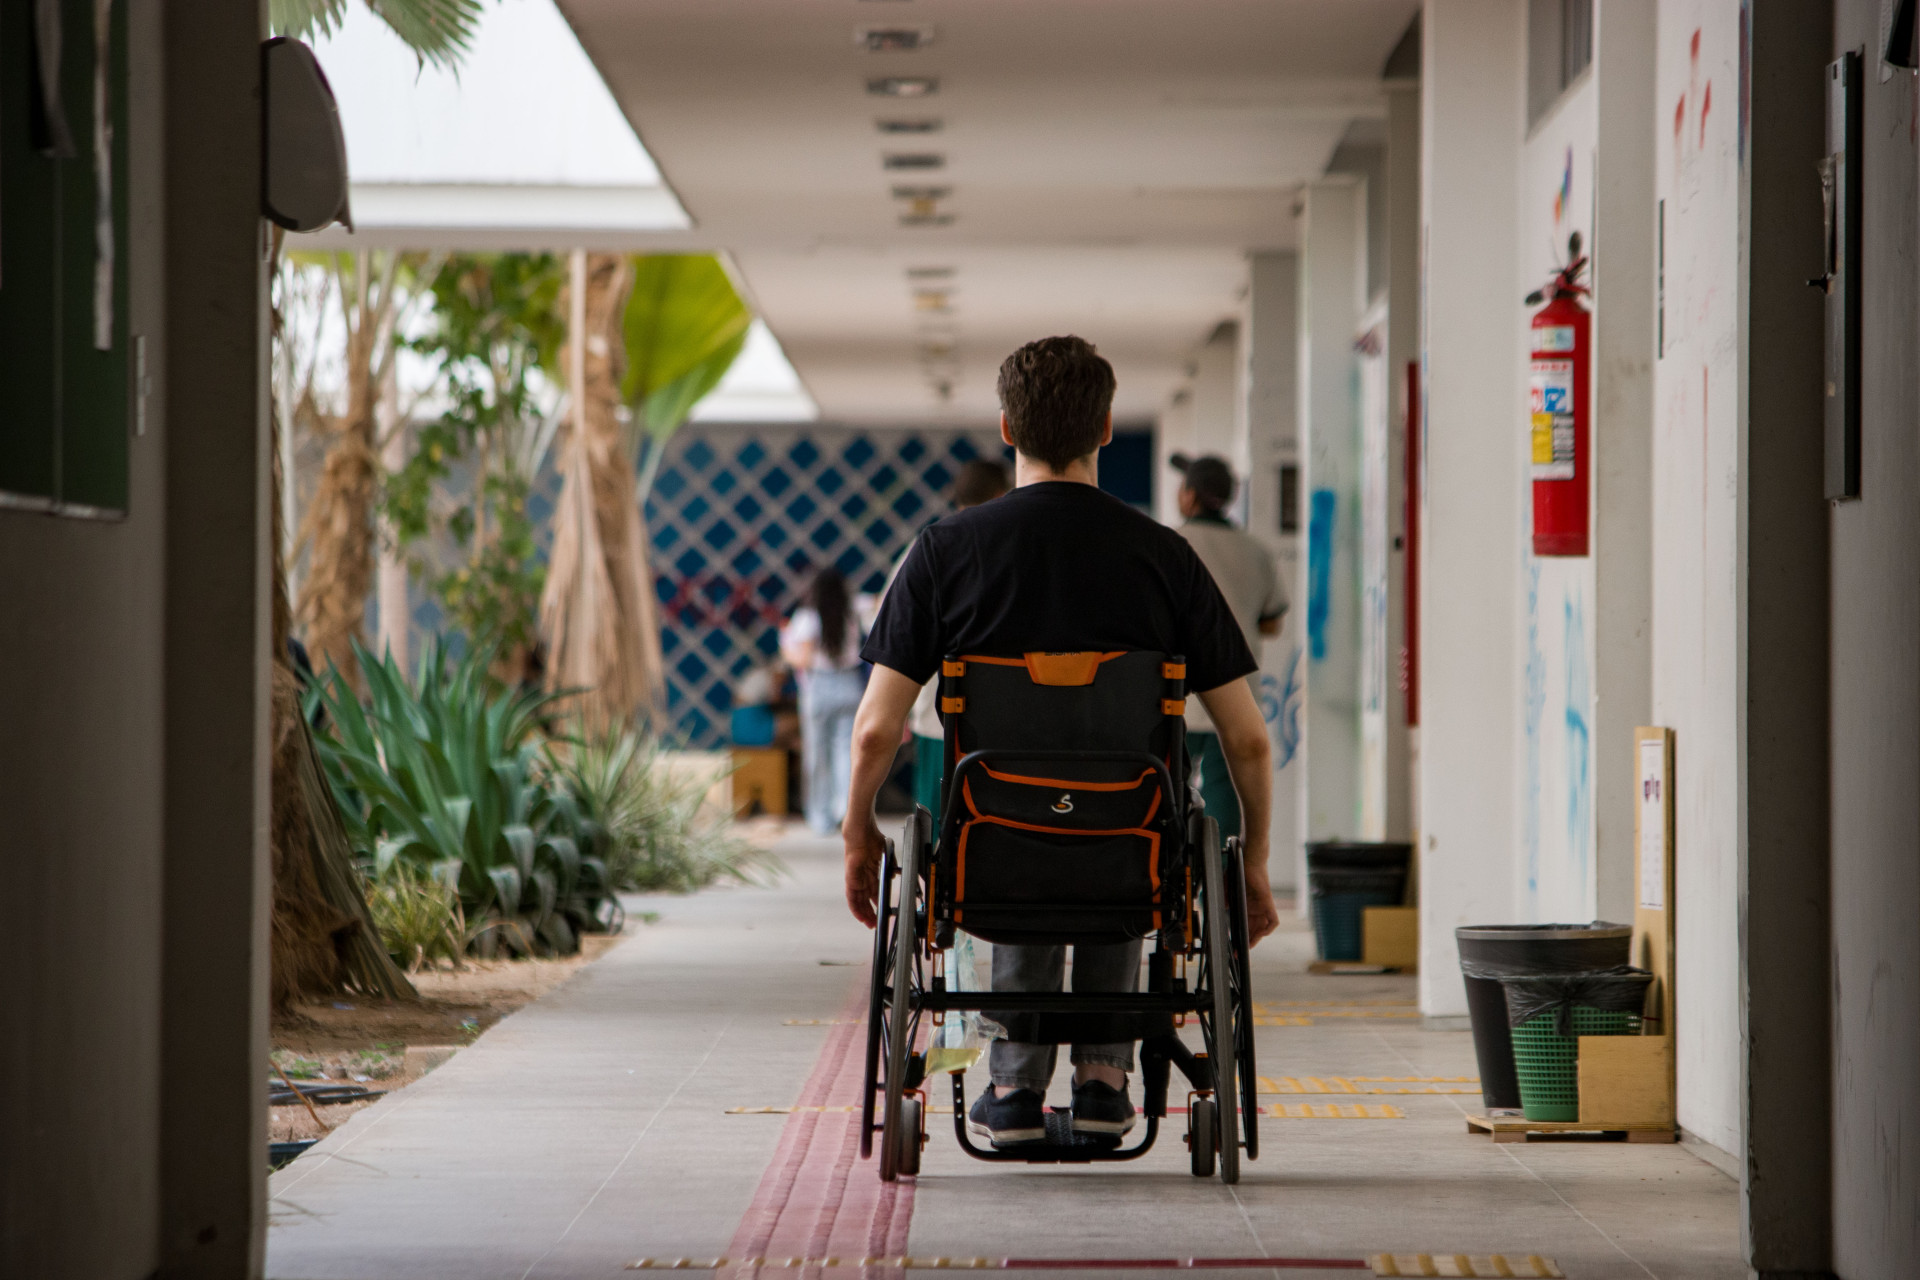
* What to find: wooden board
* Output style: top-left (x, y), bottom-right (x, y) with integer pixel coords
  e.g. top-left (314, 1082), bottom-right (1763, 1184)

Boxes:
top-left (1465, 1114), bottom-right (1676, 1144)
top-left (1632, 727), bottom-right (1677, 1037)
top-left (1578, 1035), bottom-right (1674, 1125)
top-left (1363, 906), bottom-right (1419, 968)
top-left (729, 747), bottom-right (788, 817)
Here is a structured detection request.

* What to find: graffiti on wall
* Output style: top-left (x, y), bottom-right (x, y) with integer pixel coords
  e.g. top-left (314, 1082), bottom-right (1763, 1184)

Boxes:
top-left (1306, 489), bottom-right (1336, 660)
top-left (1258, 646), bottom-right (1304, 770)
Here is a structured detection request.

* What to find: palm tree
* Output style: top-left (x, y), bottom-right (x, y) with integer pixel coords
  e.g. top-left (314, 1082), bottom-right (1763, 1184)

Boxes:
top-left (265, 2), bottom-right (501, 1008)
top-left (541, 254), bottom-right (750, 731)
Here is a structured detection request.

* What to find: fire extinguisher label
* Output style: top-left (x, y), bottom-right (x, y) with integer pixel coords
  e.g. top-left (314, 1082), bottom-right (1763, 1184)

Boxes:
top-left (1536, 324), bottom-right (1578, 352)
top-left (1529, 359), bottom-right (1577, 480)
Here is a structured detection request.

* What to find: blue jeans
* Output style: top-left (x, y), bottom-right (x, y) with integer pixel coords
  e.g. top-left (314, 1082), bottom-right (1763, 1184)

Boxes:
top-left (799, 668), bottom-right (865, 833)
top-left (987, 938), bottom-right (1143, 1091)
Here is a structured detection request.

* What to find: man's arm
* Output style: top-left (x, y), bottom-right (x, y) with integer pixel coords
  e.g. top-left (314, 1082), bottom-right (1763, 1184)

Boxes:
top-left (841, 664), bottom-right (925, 926)
top-left (1194, 677), bottom-right (1281, 944)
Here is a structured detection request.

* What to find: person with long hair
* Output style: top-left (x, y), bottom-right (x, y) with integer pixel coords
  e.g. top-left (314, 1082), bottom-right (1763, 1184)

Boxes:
top-left (780, 567), bottom-right (868, 833)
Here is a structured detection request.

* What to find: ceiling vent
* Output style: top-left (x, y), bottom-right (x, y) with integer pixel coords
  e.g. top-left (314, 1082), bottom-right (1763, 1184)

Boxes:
top-left (868, 77), bottom-right (938, 97)
top-left (857, 26), bottom-right (935, 52)
top-left (905, 265), bottom-right (956, 280)
top-left (890, 185), bottom-right (951, 201)
top-left (883, 152), bottom-right (945, 170)
top-left (876, 118), bottom-right (942, 134)
top-left (899, 212), bottom-right (956, 228)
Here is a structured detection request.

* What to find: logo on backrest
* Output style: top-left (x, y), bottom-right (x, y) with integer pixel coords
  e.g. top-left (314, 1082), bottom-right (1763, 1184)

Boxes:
top-left (1052, 794), bottom-right (1074, 814)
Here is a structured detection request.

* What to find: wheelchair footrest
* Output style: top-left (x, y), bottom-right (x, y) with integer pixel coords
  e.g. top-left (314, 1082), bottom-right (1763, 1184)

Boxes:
top-left (974, 1110), bottom-right (1147, 1163)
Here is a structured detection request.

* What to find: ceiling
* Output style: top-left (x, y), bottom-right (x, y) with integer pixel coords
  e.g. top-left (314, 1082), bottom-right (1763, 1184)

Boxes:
top-left (550, 0), bottom-right (1419, 425)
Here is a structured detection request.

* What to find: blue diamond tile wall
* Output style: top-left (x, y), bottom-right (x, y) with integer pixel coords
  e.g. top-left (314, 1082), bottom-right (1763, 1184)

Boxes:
top-left (645, 425), bottom-right (1007, 749)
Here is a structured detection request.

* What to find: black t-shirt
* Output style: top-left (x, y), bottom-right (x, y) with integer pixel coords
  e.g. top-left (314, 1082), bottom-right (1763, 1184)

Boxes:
top-left (862, 481), bottom-right (1258, 694)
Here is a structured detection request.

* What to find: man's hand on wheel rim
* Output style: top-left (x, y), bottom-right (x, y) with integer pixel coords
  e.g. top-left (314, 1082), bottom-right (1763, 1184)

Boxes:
top-left (844, 815), bottom-right (886, 928)
top-left (1242, 861), bottom-right (1281, 945)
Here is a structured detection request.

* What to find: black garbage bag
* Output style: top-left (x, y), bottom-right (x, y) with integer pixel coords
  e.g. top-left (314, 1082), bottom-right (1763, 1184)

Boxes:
top-left (1456, 923), bottom-right (1633, 979)
top-left (1501, 965), bottom-right (1654, 1036)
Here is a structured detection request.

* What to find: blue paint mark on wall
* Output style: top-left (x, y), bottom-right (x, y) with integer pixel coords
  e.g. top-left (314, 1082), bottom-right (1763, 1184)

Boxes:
top-left (1522, 561), bottom-right (1545, 898)
top-left (1306, 489), bottom-right (1337, 660)
top-left (1563, 591), bottom-right (1592, 894)
top-left (1258, 646), bottom-right (1304, 769)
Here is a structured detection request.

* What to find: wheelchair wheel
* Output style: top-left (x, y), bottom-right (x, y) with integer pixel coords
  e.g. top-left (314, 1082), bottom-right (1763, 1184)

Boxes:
top-left (893, 1096), bottom-right (923, 1177)
top-left (1188, 1095), bottom-right (1217, 1178)
top-left (1225, 836), bottom-right (1259, 1161)
top-left (879, 830), bottom-right (921, 1182)
top-left (1200, 818), bottom-right (1241, 1184)
top-left (859, 843), bottom-right (899, 1161)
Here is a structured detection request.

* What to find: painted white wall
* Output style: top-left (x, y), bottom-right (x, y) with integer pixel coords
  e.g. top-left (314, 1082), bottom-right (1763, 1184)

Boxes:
top-left (1417, 0), bottom-right (1525, 1015)
top-left (1297, 179), bottom-right (1367, 867)
top-left (1244, 252), bottom-right (1305, 898)
top-left (1514, 74), bottom-right (1601, 925)
top-left (1650, 0), bottom-right (1743, 1158)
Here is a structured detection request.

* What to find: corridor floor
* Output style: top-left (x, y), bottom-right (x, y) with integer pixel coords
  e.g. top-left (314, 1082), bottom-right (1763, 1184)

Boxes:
top-left (267, 829), bottom-right (1744, 1280)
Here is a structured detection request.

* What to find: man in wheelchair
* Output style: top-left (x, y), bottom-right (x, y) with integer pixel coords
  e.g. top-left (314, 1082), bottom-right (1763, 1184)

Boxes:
top-left (842, 335), bottom-right (1281, 1153)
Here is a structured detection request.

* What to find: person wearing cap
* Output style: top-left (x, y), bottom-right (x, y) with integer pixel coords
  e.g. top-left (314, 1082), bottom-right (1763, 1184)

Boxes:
top-left (1170, 453), bottom-right (1288, 844)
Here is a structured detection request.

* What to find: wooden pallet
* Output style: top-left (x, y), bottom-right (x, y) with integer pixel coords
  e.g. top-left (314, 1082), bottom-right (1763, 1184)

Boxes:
top-left (1465, 1113), bottom-right (1676, 1143)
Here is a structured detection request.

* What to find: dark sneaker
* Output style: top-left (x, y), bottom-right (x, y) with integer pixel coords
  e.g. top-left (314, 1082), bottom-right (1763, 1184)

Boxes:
top-left (967, 1088), bottom-right (1047, 1145)
top-left (1070, 1079), bottom-right (1137, 1137)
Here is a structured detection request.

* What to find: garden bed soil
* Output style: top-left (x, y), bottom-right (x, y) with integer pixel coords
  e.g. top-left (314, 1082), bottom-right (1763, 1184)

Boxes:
top-left (269, 933), bottom-right (624, 1142)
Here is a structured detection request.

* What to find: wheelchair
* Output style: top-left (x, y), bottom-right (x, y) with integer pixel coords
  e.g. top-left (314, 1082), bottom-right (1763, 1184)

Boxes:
top-left (860, 650), bottom-right (1258, 1183)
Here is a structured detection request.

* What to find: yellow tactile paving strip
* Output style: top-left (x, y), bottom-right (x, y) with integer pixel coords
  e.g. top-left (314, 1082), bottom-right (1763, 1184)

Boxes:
top-left (1369, 1254), bottom-right (1564, 1277)
top-left (1258, 1076), bottom-right (1480, 1096)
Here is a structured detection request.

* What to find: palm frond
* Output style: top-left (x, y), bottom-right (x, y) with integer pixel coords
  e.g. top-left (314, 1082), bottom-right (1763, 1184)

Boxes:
top-left (271, 0), bottom-right (491, 73)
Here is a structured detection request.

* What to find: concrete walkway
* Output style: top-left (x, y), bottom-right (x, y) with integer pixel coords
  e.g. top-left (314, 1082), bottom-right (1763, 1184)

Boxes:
top-left (268, 829), bottom-right (1744, 1280)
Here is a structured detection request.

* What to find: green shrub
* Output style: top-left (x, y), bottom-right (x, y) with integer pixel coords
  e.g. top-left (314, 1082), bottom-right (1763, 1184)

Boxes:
top-left (367, 863), bottom-right (470, 972)
top-left (307, 640), bottom-right (612, 956)
top-left (551, 731), bottom-right (780, 893)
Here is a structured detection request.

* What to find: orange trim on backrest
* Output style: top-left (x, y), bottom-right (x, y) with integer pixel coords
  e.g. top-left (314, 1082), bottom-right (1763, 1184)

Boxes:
top-left (1161, 698), bottom-right (1186, 716)
top-left (942, 659), bottom-right (967, 677)
top-left (941, 696), bottom-right (966, 714)
top-left (1162, 662), bottom-right (1186, 680)
top-left (957, 651), bottom-right (1127, 686)
top-left (978, 764), bottom-right (1156, 792)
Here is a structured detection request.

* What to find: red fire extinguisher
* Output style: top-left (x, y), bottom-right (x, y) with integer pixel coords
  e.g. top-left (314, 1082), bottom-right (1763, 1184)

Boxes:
top-left (1526, 233), bottom-right (1590, 557)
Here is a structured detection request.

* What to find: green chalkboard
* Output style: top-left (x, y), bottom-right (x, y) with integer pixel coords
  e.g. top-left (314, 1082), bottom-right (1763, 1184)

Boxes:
top-left (0, 0), bottom-right (131, 518)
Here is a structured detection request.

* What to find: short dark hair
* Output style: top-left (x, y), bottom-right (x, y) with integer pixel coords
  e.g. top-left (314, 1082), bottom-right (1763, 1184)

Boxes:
top-left (951, 459), bottom-right (1010, 509)
top-left (996, 335), bottom-right (1115, 470)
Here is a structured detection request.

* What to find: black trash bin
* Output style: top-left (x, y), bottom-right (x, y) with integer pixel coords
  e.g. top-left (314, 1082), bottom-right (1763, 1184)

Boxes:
top-left (1306, 842), bottom-right (1412, 961)
top-left (1453, 923), bottom-right (1632, 1113)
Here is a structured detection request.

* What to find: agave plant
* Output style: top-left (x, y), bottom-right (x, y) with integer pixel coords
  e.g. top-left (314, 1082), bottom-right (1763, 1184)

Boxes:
top-left (551, 730), bottom-right (781, 894)
top-left (307, 639), bottom-right (611, 955)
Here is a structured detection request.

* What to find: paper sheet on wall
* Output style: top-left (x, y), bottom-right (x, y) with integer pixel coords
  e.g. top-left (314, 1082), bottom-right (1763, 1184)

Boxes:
top-left (1638, 738), bottom-right (1667, 910)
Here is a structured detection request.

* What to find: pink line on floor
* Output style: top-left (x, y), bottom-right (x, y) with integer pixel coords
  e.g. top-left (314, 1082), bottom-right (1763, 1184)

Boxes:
top-left (724, 976), bottom-right (912, 1280)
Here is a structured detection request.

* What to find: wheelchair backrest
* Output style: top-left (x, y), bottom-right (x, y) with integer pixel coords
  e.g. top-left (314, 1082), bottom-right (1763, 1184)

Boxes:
top-left (931, 650), bottom-right (1189, 945)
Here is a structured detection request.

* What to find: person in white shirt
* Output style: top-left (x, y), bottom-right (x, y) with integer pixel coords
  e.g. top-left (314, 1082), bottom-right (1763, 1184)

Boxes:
top-left (1171, 454), bottom-right (1288, 842)
top-left (779, 568), bottom-right (868, 833)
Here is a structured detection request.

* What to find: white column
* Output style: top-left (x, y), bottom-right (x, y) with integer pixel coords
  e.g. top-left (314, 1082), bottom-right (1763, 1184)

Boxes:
top-left (1296, 178), bottom-right (1367, 892)
top-left (1587, 0), bottom-right (1655, 925)
top-left (1417, 0), bottom-right (1526, 1014)
top-left (1382, 83), bottom-right (1420, 844)
top-left (1243, 252), bottom-right (1301, 898)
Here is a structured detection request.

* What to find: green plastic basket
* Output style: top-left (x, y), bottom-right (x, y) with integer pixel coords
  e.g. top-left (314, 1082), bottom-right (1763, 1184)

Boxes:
top-left (1510, 1006), bottom-right (1642, 1122)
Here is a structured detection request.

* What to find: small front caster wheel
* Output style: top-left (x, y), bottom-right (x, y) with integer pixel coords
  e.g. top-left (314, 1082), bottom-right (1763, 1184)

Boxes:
top-left (893, 1096), bottom-right (923, 1176)
top-left (1188, 1096), bottom-right (1217, 1178)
